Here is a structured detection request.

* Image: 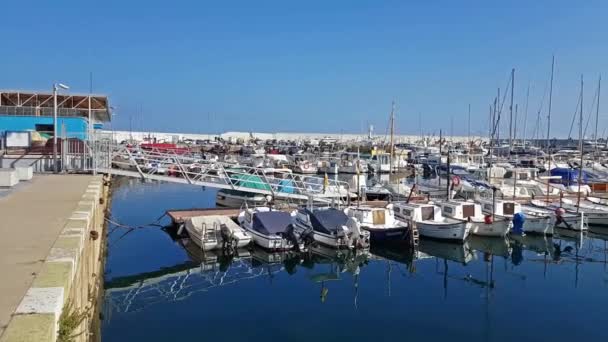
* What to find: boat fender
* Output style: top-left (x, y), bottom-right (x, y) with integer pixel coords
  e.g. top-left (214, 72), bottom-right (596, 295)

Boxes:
top-left (484, 215), bottom-right (493, 225)
top-left (512, 212), bottom-right (526, 235)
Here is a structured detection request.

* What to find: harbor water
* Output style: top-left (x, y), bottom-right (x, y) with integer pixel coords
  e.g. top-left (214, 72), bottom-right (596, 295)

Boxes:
top-left (102, 178), bottom-right (608, 341)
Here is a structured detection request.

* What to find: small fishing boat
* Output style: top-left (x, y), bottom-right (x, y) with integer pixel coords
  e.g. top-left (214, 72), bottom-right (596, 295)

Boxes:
top-left (477, 199), bottom-right (553, 234)
top-left (343, 206), bottom-right (410, 242)
top-left (183, 215), bottom-right (252, 251)
top-left (237, 207), bottom-right (303, 251)
top-left (293, 207), bottom-right (370, 249)
top-left (530, 200), bottom-right (590, 231)
top-left (391, 202), bottom-right (470, 241)
top-left (437, 200), bottom-right (511, 237)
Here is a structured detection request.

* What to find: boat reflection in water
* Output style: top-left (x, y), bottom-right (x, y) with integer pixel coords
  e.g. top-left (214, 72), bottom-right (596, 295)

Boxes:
top-left (301, 244), bottom-right (370, 305)
top-left (417, 238), bottom-right (476, 264)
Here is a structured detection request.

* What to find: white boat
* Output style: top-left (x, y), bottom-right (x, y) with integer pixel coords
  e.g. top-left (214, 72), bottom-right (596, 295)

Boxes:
top-left (369, 153), bottom-right (391, 173)
top-left (477, 198), bottom-right (553, 235)
top-left (293, 160), bottom-right (318, 174)
top-left (438, 200), bottom-right (510, 237)
top-left (237, 207), bottom-right (303, 251)
top-left (293, 207), bottom-right (370, 249)
top-left (318, 159), bottom-right (340, 174)
top-left (343, 206), bottom-right (410, 242)
top-left (391, 202), bottom-right (470, 241)
top-left (216, 189), bottom-right (268, 207)
top-left (183, 215), bottom-right (252, 251)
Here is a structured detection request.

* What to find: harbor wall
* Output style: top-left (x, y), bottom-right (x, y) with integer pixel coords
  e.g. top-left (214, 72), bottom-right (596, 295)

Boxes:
top-left (0, 175), bottom-right (110, 342)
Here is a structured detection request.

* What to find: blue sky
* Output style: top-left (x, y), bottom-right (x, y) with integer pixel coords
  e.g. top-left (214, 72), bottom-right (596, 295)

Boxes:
top-left (1, 1), bottom-right (607, 138)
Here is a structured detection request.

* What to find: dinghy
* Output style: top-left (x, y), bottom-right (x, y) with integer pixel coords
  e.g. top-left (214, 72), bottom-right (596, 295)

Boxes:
top-left (184, 215), bottom-right (252, 251)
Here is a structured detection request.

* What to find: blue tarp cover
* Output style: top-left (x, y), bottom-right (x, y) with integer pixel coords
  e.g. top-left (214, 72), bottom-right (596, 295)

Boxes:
top-left (550, 168), bottom-right (588, 185)
top-left (304, 208), bottom-right (348, 235)
top-left (252, 211), bottom-right (292, 235)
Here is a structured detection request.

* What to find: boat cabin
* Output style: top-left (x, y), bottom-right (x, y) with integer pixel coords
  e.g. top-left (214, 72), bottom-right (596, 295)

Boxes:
top-left (392, 202), bottom-right (440, 222)
top-left (439, 201), bottom-right (482, 220)
top-left (479, 199), bottom-right (521, 217)
top-left (345, 206), bottom-right (399, 227)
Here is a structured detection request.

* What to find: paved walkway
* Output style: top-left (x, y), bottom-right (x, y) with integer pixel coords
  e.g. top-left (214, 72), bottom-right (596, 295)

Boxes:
top-left (0, 175), bottom-right (92, 336)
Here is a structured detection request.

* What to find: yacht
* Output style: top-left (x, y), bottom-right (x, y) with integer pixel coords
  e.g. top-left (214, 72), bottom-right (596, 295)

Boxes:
top-left (391, 202), bottom-right (470, 241)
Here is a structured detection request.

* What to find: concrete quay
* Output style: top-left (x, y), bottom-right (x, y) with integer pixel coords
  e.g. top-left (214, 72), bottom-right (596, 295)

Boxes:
top-left (0, 175), bottom-right (109, 342)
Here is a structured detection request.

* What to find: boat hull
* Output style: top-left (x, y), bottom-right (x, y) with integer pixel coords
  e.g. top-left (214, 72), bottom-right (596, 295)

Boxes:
top-left (417, 221), bottom-right (469, 241)
top-left (468, 219), bottom-right (510, 237)
top-left (363, 226), bottom-right (410, 242)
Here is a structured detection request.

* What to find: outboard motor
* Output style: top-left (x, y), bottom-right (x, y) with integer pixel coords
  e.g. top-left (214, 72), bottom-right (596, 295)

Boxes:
top-left (512, 212), bottom-right (526, 236)
top-left (285, 224), bottom-right (302, 252)
top-left (220, 223), bottom-right (235, 252)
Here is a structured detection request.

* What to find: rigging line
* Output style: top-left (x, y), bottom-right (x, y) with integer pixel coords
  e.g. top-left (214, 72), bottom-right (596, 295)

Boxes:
top-left (532, 75), bottom-right (551, 143)
top-left (583, 84), bottom-right (600, 138)
top-left (567, 92), bottom-right (583, 139)
top-left (491, 75), bottom-right (513, 139)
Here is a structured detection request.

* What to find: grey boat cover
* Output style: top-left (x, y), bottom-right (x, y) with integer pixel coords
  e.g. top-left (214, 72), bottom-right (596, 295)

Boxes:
top-left (252, 211), bottom-right (293, 236)
top-left (304, 208), bottom-right (348, 235)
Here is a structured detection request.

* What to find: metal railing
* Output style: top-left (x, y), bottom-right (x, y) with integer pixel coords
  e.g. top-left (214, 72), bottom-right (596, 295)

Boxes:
top-left (89, 136), bottom-right (352, 203)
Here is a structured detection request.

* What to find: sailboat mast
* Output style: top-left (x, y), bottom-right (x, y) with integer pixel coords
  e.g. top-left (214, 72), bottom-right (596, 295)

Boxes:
top-left (595, 75), bottom-right (601, 161)
top-left (545, 56), bottom-right (555, 203)
top-left (468, 104), bottom-right (471, 148)
top-left (390, 100), bottom-right (395, 174)
top-left (546, 55), bottom-right (555, 154)
top-left (523, 83), bottom-right (530, 147)
top-left (509, 68), bottom-right (515, 154)
top-left (577, 75), bottom-right (584, 211)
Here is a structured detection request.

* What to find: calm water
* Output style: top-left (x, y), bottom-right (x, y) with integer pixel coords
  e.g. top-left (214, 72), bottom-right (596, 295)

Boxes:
top-left (102, 178), bottom-right (608, 341)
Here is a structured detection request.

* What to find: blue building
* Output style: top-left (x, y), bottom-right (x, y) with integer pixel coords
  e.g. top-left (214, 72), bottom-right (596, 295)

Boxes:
top-left (0, 90), bottom-right (111, 142)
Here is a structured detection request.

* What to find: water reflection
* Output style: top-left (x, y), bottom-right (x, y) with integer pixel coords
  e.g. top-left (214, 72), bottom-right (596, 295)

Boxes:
top-left (102, 180), bottom-right (608, 342)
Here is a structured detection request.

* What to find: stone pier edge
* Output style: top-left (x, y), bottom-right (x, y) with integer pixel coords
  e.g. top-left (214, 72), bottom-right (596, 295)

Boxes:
top-left (1, 176), bottom-right (109, 342)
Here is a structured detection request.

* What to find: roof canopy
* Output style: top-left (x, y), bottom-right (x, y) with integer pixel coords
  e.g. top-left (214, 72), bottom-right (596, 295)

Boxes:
top-left (0, 90), bottom-right (111, 122)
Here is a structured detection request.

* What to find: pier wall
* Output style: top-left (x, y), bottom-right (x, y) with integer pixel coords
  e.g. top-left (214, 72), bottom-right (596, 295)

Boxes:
top-left (0, 176), bottom-right (109, 342)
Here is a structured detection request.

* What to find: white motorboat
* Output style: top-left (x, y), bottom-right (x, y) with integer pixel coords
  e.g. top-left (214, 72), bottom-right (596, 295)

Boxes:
top-left (369, 153), bottom-right (391, 173)
top-left (237, 207), bottom-right (303, 251)
top-left (391, 202), bottom-right (470, 241)
top-left (293, 160), bottom-right (318, 174)
top-left (216, 189), bottom-right (268, 207)
top-left (293, 207), bottom-right (370, 249)
top-left (183, 215), bottom-right (252, 251)
top-left (343, 206), bottom-right (410, 242)
top-left (438, 200), bottom-right (510, 237)
top-left (318, 159), bottom-right (340, 174)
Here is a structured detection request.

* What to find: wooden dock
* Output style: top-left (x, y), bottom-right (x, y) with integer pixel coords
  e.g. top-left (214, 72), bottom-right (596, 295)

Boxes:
top-left (165, 200), bottom-right (406, 225)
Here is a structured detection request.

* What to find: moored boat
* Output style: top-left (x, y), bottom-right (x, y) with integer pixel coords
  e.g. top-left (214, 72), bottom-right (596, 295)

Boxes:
top-left (344, 206), bottom-right (410, 242)
top-left (183, 215), bottom-right (252, 251)
top-left (293, 207), bottom-right (370, 249)
top-left (237, 207), bottom-right (303, 251)
top-left (438, 200), bottom-right (511, 237)
top-left (391, 202), bottom-right (470, 241)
